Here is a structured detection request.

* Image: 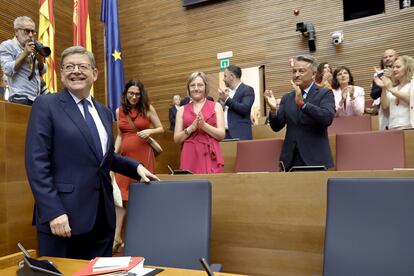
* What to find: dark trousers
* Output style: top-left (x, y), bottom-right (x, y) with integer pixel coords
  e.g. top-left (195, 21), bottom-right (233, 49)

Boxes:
top-left (286, 147), bottom-right (306, 172)
top-left (37, 192), bottom-right (114, 260)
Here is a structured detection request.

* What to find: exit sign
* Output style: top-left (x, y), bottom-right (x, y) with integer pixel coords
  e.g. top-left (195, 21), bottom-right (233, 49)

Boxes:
top-left (220, 59), bottom-right (230, 70)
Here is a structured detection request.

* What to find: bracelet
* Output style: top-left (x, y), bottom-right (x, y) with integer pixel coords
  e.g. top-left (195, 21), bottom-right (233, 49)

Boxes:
top-left (184, 128), bottom-right (190, 136)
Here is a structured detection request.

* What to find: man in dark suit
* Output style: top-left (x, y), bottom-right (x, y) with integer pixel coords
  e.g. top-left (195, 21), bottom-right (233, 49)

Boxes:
top-left (218, 65), bottom-right (255, 140)
top-left (264, 55), bottom-right (335, 171)
top-left (25, 46), bottom-right (159, 260)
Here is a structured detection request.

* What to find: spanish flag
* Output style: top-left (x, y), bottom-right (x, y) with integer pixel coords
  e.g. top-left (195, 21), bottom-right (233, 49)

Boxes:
top-left (39, 0), bottom-right (57, 93)
top-left (73, 0), bottom-right (93, 95)
top-left (73, 0), bottom-right (92, 51)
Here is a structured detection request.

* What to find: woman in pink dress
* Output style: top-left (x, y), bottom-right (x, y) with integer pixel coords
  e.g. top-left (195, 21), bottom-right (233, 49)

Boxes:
top-left (174, 72), bottom-right (225, 173)
top-left (113, 79), bottom-right (164, 252)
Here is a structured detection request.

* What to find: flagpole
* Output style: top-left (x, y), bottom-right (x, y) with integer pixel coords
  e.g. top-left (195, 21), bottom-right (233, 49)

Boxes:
top-left (103, 32), bottom-right (108, 106)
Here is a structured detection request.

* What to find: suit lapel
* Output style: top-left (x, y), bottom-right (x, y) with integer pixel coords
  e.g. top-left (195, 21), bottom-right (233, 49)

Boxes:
top-left (298, 83), bottom-right (317, 122)
top-left (233, 83), bottom-right (244, 100)
top-left (305, 83), bottom-right (318, 102)
top-left (58, 89), bottom-right (101, 161)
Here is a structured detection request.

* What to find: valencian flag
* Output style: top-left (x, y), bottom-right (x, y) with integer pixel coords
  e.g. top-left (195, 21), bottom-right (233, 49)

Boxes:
top-left (101, 0), bottom-right (125, 119)
top-left (39, 0), bottom-right (57, 92)
top-left (73, 0), bottom-right (93, 94)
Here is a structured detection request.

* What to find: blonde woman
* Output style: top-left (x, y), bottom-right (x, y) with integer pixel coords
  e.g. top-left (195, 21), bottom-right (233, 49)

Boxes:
top-left (174, 72), bottom-right (225, 173)
top-left (380, 55), bottom-right (414, 130)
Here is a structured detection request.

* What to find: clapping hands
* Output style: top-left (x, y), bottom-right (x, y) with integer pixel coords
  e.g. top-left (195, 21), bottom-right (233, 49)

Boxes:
top-left (264, 90), bottom-right (278, 112)
top-left (188, 112), bottom-right (206, 132)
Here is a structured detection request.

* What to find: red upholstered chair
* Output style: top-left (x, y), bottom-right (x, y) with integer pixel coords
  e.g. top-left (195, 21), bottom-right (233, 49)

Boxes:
top-left (336, 130), bottom-right (405, 171)
top-left (328, 115), bottom-right (372, 135)
top-left (235, 138), bottom-right (284, 172)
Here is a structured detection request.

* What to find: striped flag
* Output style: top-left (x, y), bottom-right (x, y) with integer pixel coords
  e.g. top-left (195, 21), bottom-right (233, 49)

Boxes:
top-left (73, 0), bottom-right (92, 51)
top-left (101, 0), bottom-right (125, 119)
top-left (73, 0), bottom-right (93, 95)
top-left (39, 0), bottom-right (57, 92)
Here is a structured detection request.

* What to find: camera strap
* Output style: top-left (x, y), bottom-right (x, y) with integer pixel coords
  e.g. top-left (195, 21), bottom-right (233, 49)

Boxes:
top-left (28, 54), bottom-right (36, 80)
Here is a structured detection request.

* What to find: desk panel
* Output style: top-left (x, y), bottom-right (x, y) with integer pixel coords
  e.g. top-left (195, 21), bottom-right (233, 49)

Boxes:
top-left (161, 170), bottom-right (414, 276)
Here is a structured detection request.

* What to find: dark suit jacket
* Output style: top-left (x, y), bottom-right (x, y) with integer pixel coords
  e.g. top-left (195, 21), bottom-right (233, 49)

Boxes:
top-left (169, 106), bottom-right (178, 130)
top-left (25, 89), bottom-right (141, 237)
top-left (225, 82), bottom-right (255, 140)
top-left (269, 83), bottom-right (335, 168)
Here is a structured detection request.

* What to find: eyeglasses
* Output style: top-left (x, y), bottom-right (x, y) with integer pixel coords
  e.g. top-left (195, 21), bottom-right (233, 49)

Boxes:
top-left (62, 63), bottom-right (93, 72)
top-left (127, 92), bottom-right (141, 97)
top-left (18, 28), bottom-right (37, 36)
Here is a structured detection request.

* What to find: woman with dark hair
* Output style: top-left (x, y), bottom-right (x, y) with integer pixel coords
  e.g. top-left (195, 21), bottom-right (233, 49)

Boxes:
top-left (174, 72), bottom-right (225, 173)
top-left (331, 66), bottom-right (365, 117)
top-left (315, 62), bottom-right (333, 89)
top-left (113, 79), bottom-right (164, 252)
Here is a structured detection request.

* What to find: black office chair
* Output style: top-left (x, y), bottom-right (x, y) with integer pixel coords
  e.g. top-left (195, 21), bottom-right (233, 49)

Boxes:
top-left (324, 178), bottom-right (414, 276)
top-left (124, 180), bottom-right (221, 271)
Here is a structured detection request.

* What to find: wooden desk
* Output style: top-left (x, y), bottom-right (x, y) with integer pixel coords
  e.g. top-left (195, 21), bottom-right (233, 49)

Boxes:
top-left (0, 256), bottom-right (245, 276)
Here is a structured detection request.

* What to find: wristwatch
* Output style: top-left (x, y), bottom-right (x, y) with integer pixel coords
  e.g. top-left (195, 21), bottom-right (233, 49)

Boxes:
top-left (184, 128), bottom-right (190, 135)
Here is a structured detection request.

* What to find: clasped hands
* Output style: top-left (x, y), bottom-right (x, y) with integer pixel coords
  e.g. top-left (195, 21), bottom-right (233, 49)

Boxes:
top-left (187, 112), bottom-right (206, 133)
top-left (341, 85), bottom-right (355, 103)
top-left (374, 67), bottom-right (393, 90)
top-left (218, 88), bottom-right (230, 102)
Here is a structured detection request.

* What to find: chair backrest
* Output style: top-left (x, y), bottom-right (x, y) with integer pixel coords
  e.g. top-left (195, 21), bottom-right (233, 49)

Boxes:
top-left (328, 115), bottom-right (372, 135)
top-left (324, 178), bottom-right (414, 276)
top-left (234, 138), bottom-right (284, 172)
top-left (336, 129), bottom-right (405, 170)
top-left (124, 180), bottom-right (211, 270)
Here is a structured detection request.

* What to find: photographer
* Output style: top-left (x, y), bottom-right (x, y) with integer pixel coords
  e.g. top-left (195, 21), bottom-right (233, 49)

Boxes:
top-left (0, 16), bottom-right (47, 105)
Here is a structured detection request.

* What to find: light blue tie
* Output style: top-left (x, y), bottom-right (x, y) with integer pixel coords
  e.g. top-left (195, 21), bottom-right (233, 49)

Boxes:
top-left (81, 99), bottom-right (103, 160)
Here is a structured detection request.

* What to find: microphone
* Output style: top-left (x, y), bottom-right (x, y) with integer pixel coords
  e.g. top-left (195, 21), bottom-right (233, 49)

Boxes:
top-left (199, 258), bottom-right (214, 276)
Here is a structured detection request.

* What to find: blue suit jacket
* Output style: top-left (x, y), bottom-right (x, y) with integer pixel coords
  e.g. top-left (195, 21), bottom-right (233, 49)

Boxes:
top-left (169, 106), bottom-right (177, 131)
top-left (225, 82), bottom-right (255, 140)
top-left (269, 83), bottom-right (335, 168)
top-left (25, 89), bottom-right (141, 235)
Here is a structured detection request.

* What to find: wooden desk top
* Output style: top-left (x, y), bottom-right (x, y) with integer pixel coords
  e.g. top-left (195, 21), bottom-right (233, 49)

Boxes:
top-left (0, 256), bottom-right (245, 276)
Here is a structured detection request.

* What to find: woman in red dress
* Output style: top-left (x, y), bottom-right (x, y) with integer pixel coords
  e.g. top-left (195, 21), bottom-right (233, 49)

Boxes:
top-left (174, 72), bottom-right (225, 173)
top-left (113, 79), bottom-right (164, 252)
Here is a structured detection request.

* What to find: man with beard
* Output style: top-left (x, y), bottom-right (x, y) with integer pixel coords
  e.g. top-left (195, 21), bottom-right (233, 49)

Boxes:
top-left (0, 16), bottom-right (46, 105)
top-left (370, 49), bottom-right (398, 130)
top-left (264, 55), bottom-right (335, 171)
top-left (371, 49), bottom-right (398, 100)
top-left (218, 65), bottom-right (255, 140)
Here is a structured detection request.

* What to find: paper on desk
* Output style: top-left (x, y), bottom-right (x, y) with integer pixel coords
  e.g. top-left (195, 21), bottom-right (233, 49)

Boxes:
top-left (93, 257), bottom-right (131, 271)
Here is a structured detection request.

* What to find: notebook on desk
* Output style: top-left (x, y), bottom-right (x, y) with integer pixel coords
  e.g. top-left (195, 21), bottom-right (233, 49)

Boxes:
top-left (288, 165), bottom-right (327, 172)
top-left (167, 165), bottom-right (193, 175)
